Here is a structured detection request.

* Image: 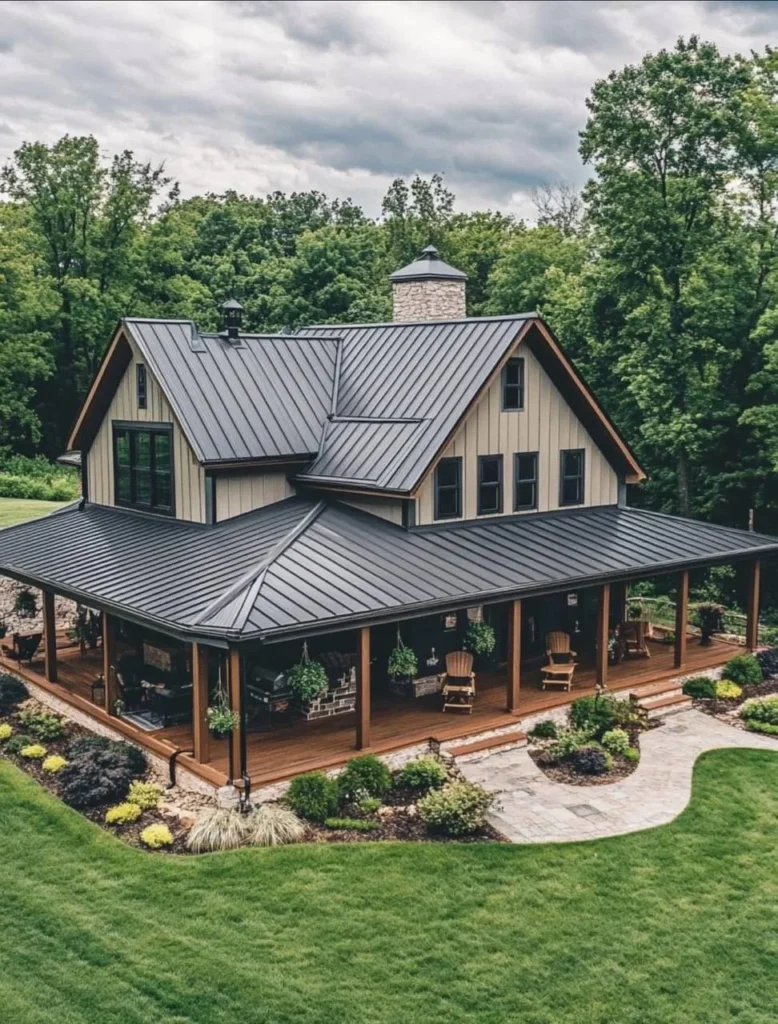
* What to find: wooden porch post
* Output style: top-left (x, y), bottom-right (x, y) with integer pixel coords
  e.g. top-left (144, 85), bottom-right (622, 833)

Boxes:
top-left (192, 643), bottom-right (211, 765)
top-left (102, 612), bottom-right (118, 711)
top-left (674, 570), bottom-right (689, 670)
top-left (596, 583), bottom-right (610, 688)
top-left (746, 559), bottom-right (761, 651)
top-left (42, 590), bottom-right (58, 683)
top-left (227, 647), bottom-right (243, 783)
top-left (507, 599), bottom-right (521, 713)
top-left (356, 626), bottom-right (371, 750)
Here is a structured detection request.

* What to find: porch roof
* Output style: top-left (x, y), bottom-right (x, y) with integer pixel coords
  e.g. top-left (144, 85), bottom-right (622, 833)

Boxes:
top-left (0, 500), bottom-right (777, 645)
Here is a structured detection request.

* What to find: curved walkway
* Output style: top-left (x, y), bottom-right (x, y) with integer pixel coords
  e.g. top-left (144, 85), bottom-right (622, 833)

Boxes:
top-left (458, 709), bottom-right (778, 843)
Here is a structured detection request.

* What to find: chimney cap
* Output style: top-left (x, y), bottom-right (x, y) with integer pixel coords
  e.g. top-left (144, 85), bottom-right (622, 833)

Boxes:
top-left (222, 297), bottom-right (243, 310)
top-left (389, 244), bottom-right (468, 283)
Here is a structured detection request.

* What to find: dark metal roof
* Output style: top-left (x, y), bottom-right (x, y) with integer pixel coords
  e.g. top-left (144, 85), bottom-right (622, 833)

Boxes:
top-left (390, 245), bottom-right (468, 282)
top-left (0, 499), bottom-right (775, 644)
top-left (298, 315), bottom-right (530, 491)
top-left (123, 319), bottom-right (339, 463)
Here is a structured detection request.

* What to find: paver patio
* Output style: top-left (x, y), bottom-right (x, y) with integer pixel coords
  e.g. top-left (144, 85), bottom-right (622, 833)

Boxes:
top-left (459, 708), bottom-right (778, 843)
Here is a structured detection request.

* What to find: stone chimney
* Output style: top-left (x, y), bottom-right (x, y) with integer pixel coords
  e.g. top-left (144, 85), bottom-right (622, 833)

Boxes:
top-left (390, 245), bottom-right (467, 321)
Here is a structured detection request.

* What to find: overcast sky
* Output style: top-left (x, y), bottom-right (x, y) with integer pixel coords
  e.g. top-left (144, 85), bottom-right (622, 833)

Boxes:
top-left (0, 0), bottom-right (775, 218)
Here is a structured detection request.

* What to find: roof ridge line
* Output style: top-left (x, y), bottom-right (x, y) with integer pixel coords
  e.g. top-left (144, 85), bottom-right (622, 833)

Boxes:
top-left (194, 501), bottom-right (326, 628)
top-left (299, 313), bottom-right (537, 331)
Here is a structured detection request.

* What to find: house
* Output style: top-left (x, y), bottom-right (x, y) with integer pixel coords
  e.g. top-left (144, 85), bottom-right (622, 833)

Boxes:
top-left (0, 246), bottom-right (775, 796)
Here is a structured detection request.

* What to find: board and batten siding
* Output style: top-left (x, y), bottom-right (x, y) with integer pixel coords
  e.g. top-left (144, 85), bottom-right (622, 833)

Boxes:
top-left (215, 471), bottom-right (295, 522)
top-left (340, 496), bottom-right (404, 525)
top-left (416, 343), bottom-right (618, 525)
top-left (86, 336), bottom-right (206, 522)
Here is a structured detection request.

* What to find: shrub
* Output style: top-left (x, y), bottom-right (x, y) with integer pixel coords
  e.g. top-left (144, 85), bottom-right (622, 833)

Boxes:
top-left (286, 771), bottom-right (338, 823)
top-left (105, 802), bottom-right (143, 825)
top-left (244, 805), bottom-right (306, 846)
top-left (756, 646), bottom-right (778, 679)
top-left (66, 736), bottom-right (147, 778)
top-left (0, 674), bottom-right (28, 710)
top-left (623, 747), bottom-right (640, 763)
top-left (569, 695), bottom-right (621, 737)
top-left (337, 755), bottom-right (392, 803)
top-left (42, 754), bottom-right (68, 773)
top-left (127, 781), bottom-right (163, 810)
top-left (0, 722), bottom-right (12, 742)
top-left (13, 589), bottom-right (37, 618)
top-left (5, 733), bottom-right (33, 755)
top-left (566, 746), bottom-right (612, 776)
top-left (186, 809), bottom-right (246, 852)
top-left (140, 824), bottom-right (174, 849)
top-left (601, 728), bottom-right (630, 755)
top-left (528, 719), bottom-right (558, 740)
top-left (745, 720), bottom-right (778, 737)
top-left (417, 780), bottom-right (494, 836)
top-left (722, 654), bottom-right (762, 686)
top-left (20, 743), bottom-right (47, 759)
top-left (324, 817), bottom-right (380, 832)
top-left (396, 756), bottom-right (448, 792)
top-left (0, 456), bottom-right (79, 501)
top-left (59, 749), bottom-right (136, 809)
top-left (715, 680), bottom-right (742, 700)
top-left (682, 676), bottom-right (717, 699)
top-left (463, 620), bottom-right (496, 655)
top-left (356, 796), bottom-right (381, 816)
top-left (740, 695), bottom-right (778, 726)
top-left (548, 729), bottom-right (592, 760)
top-left (18, 708), bottom-right (66, 741)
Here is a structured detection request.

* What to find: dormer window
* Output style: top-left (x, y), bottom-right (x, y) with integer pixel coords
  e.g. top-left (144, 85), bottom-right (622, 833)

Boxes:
top-left (501, 357), bottom-right (524, 411)
top-left (113, 423), bottom-right (173, 515)
top-left (137, 364), bottom-right (147, 410)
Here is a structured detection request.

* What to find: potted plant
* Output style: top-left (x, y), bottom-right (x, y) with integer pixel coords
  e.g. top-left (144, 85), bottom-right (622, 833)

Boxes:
top-left (463, 620), bottom-right (496, 667)
top-left (287, 645), bottom-right (329, 705)
top-left (695, 603), bottom-right (724, 646)
top-left (387, 636), bottom-right (418, 696)
top-left (206, 690), bottom-right (240, 738)
top-left (14, 588), bottom-right (37, 619)
top-left (607, 634), bottom-right (623, 665)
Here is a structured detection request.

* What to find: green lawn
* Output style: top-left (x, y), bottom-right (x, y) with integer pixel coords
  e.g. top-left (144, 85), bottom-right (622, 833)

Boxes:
top-left (1, 752), bottom-right (778, 1023)
top-left (0, 496), bottom-right (71, 528)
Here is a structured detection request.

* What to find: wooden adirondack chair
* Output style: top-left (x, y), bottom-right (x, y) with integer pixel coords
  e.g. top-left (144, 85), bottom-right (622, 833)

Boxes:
top-left (541, 631), bottom-right (577, 691)
top-left (440, 650), bottom-right (476, 713)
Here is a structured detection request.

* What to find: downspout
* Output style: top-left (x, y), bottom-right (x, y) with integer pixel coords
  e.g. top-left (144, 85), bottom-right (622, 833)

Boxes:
top-left (238, 651), bottom-right (251, 812)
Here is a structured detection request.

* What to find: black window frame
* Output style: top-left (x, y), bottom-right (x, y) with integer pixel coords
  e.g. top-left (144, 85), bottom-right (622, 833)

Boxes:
top-left (112, 422), bottom-right (175, 517)
top-left (136, 364), bottom-right (147, 410)
top-left (559, 448), bottom-right (585, 507)
top-left (501, 356), bottom-right (525, 411)
top-left (514, 451), bottom-right (538, 511)
top-left (434, 456), bottom-right (462, 521)
top-left (477, 454), bottom-right (503, 516)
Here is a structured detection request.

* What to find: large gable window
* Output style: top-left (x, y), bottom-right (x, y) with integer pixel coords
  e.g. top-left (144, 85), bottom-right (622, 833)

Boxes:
top-left (477, 455), bottom-right (503, 516)
top-left (560, 449), bottom-right (585, 507)
top-left (514, 452), bottom-right (538, 511)
top-left (501, 356), bottom-right (524, 411)
top-left (113, 424), bottom-right (174, 515)
top-left (434, 457), bottom-right (462, 520)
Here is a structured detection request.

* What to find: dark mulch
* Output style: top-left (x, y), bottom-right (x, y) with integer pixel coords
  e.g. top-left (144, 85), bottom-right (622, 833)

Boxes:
top-left (692, 676), bottom-right (778, 720)
top-left (529, 747), bottom-right (640, 786)
top-left (305, 808), bottom-right (503, 844)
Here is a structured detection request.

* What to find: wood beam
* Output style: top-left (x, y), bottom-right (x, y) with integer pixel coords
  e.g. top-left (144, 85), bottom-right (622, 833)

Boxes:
top-left (674, 570), bottom-right (689, 670)
top-left (227, 647), bottom-right (242, 782)
top-left (507, 599), bottom-right (521, 713)
top-left (747, 559), bottom-right (761, 651)
top-left (102, 612), bottom-right (118, 711)
top-left (596, 583), bottom-right (610, 688)
top-left (42, 590), bottom-right (57, 683)
top-left (192, 643), bottom-right (211, 765)
top-left (356, 626), bottom-right (371, 750)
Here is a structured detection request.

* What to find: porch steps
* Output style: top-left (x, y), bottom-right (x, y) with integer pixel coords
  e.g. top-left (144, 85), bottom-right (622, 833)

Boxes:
top-left (629, 679), bottom-right (691, 718)
top-left (447, 729), bottom-right (527, 762)
top-left (643, 693), bottom-right (692, 718)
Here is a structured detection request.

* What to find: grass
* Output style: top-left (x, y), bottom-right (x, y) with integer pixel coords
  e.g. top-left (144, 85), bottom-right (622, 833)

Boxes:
top-left (0, 497), bottom-right (70, 528)
top-left (1, 751), bottom-right (778, 1023)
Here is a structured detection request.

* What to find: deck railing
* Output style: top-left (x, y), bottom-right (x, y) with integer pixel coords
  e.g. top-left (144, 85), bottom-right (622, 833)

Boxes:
top-left (625, 596), bottom-right (776, 646)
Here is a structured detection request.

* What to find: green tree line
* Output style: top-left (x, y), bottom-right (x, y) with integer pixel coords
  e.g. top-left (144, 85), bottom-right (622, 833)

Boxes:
top-left (0, 37), bottom-right (776, 534)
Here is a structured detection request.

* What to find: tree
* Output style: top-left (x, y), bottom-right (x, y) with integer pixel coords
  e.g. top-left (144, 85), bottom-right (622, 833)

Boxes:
top-left (530, 182), bottom-right (583, 236)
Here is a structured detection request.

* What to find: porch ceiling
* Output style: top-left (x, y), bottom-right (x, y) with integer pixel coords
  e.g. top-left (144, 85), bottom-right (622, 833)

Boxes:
top-left (0, 498), bottom-right (776, 645)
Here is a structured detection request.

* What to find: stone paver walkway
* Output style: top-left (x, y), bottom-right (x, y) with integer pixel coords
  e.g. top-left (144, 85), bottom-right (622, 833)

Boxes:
top-left (459, 709), bottom-right (778, 843)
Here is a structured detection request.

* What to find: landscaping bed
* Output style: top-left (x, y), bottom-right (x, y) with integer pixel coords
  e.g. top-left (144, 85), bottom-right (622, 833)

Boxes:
top-left (681, 650), bottom-right (778, 739)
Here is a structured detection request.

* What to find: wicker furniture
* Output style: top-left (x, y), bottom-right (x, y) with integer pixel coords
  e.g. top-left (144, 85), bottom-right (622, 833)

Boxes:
top-left (440, 650), bottom-right (476, 712)
top-left (540, 631), bottom-right (577, 691)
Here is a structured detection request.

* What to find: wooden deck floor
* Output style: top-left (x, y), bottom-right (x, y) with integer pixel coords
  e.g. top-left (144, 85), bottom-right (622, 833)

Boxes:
top-left (1, 634), bottom-right (738, 788)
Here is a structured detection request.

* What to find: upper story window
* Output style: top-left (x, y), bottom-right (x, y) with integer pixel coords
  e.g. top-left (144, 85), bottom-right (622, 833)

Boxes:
top-left (514, 452), bottom-right (538, 511)
top-left (501, 357), bottom-right (524, 411)
top-left (136, 364), bottom-right (147, 410)
top-left (113, 423), bottom-right (173, 515)
top-left (477, 455), bottom-right (503, 516)
top-left (560, 448), bottom-right (585, 506)
top-left (434, 457), bottom-right (462, 520)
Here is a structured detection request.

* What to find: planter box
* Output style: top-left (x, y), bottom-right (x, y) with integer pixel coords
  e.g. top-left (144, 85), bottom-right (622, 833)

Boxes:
top-left (302, 677), bottom-right (357, 721)
top-left (412, 674), bottom-right (442, 698)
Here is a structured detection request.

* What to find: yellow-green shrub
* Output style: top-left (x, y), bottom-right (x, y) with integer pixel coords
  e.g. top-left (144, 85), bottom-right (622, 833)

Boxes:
top-left (127, 781), bottom-right (163, 810)
top-left (105, 802), bottom-right (143, 825)
top-left (140, 823), bottom-right (173, 849)
top-left (20, 744), bottom-right (47, 759)
top-left (42, 754), bottom-right (68, 773)
top-left (0, 722), bottom-right (12, 742)
top-left (715, 680), bottom-right (742, 700)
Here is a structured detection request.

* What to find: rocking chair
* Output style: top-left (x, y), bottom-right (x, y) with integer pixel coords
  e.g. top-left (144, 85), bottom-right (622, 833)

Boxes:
top-left (440, 650), bottom-right (476, 713)
top-left (540, 631), bottom-right (577, 691)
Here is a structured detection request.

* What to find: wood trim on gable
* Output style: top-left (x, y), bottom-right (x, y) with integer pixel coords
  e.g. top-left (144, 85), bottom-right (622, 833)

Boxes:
top-left (68, 324), bottom-right (133, 452)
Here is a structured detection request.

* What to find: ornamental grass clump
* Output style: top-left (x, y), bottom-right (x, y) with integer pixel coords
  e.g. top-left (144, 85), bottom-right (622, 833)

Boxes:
top-left (187, 809), bottom-right (246, 853)
top-left (140, 824), bottom-right (173, 849)
top-left (244, 805), bottom-right (305, 847)
top-left (722, 654), bottom-right (762, 686)
top-left (105, 802), bottom-right (143, 826)
top-left (42, 754), bottom-right (67, 773)
top-left (417, 780), bottom-right (494, 836)
top-left (337, 754), bottom-right (392, 803)
top-left (127, 781), bottom-right (163, 810)
top-left (20, 743), bottom-right (47, 759)
top-left (286, 771), bottom-right (338, 823)
top-left (396, 756), bottom-right (448, 792)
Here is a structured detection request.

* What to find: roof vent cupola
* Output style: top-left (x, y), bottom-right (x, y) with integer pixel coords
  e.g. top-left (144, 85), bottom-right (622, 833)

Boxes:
top-left (389, 245), bottom-right (467, 322)
top-left (222, 298), bottom-right (243, 341)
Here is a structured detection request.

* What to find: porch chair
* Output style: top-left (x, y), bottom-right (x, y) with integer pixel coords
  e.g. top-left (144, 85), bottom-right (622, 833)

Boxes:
top-left (440, 650), bottom-right (476, 713)
top-left (540, 631), bottom-right (577, 691)
top-left (619, 619), bottom-right (651, 659)
top-left (13, 632), bottom-right (42, 665)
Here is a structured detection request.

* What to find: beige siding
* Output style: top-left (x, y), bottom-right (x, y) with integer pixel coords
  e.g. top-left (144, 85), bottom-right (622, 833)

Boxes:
top-left (215, 471), bottom-right (294, 522)
top-left (416, 342), bottom-right (618, 525)
top-left (340, 496), bottom-right (404, 525)
top-left (86, 335), bottom-right (206, 522)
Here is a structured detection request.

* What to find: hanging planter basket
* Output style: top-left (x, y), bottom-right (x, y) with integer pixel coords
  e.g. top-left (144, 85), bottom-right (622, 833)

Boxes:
top-left (207, 684), bottom-right (239, 738)
top-left (287, 643), bottom-right (329, 705)
top-left (387, 627), bottom-right (418, 695)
